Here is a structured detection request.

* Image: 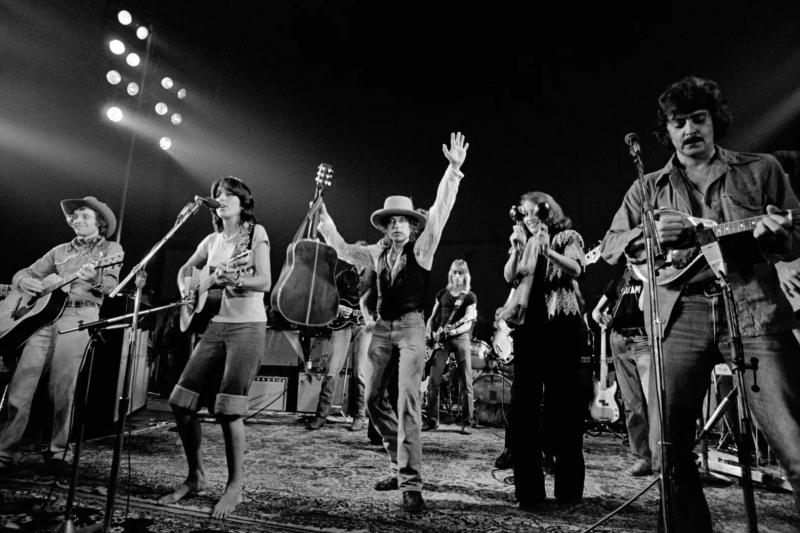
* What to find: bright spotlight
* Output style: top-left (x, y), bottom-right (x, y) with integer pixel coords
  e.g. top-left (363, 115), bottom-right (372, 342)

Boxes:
top-left (136, 26), bottom-right (149, 40)
top-left (127, 82), bottom-right (139, 96)
top-left (106, 70), bottom-right (122, 85)
top-left (170, 113), bottom-right (182, 125)
top-left (159, 137), bottom-right (172, 150)
top-left (155, 102), bottom-right (168, 115)
top-left (109, 39), bottom-right (125, 55)
top-left (161, 77), bottom-right (174, 90)
top-left (107, 106), bottom-right (123, 122)
top-left (117, 10), bottom-right (132, 25)
top-left (176, 88), bottom-right (187, 100)
top-left (126, 53), bottom-right (140, 67)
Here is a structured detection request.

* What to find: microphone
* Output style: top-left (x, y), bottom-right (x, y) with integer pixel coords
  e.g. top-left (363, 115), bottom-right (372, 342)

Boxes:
top-left (624, 132), bottom-right (641, 156)
top-left (194, 195), bottom-right (221, 209)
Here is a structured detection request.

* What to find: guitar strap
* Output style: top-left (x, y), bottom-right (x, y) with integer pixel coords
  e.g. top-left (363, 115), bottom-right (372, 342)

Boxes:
top-left (229, 222), bottom-right (256, 269)
top-left (608, 267), bottom-right (633, 327)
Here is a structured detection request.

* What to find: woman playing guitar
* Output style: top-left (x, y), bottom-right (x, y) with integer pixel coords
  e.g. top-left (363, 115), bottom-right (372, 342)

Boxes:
top-left (160, 176), bottom-right (271, 519)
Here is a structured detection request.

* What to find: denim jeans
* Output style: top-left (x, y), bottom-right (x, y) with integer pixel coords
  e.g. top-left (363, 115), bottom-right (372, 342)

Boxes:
top-left (609, 329), bottom-right (651, 462)
top-left (169, 321), bottom-right (265, 416)
top-left (315, 325), bottom-right (372, 419)
top-left (0, 305), bottom-right (98, 465)
top-left (424, 332), bottom-right (473, 425)
top-left (366, 310), bottom-right (425, 492)
top-left (649, 293), bottom-right (800, 531)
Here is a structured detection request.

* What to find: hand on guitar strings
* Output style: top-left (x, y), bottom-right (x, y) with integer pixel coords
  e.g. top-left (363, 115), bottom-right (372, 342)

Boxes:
top-left (213, 268), bottom-right (242, 287)
top-left (654, 211), bottom-right (688, 244)
top-left (754, 204), bottom-right (793, 253)
top-left (18, 277), bottom-right (45, 296)
top-left (75, 263), bottom-right (100, 284)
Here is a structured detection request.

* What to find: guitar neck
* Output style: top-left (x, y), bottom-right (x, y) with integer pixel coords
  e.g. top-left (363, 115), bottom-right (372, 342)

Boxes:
top-left (713, 208), bottom-right (800, 237)
top-left (598, 326), bottom-right (608, 385)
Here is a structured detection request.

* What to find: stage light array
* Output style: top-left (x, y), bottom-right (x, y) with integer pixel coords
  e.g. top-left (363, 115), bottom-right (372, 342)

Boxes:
top-left (102, 9), bottom-right (187, 151)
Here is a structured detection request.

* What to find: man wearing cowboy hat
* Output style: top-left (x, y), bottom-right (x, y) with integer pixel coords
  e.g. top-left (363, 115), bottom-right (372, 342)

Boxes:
top-left (318, 132), bottom-right (469, 513)
top-left (0, 196), bottom-right (123, 474)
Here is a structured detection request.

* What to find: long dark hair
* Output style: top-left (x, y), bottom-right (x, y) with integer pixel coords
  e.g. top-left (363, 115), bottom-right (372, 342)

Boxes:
top-left (519, 191), bottom-right (572, 235)
top-left (209, 176), bottom-right (258, 232)
top-left (654, 75), bottom-right (732, 147)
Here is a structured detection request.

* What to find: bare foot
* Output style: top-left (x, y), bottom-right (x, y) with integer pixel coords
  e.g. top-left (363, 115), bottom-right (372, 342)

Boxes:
top-left (211, 484), bottom-right (243, 519)
top-left (158, 475), bottom-right (207, 505)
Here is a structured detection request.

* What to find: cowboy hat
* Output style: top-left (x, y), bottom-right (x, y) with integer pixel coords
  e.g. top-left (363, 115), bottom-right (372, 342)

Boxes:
top-left (60, 196), bottom-right (117, 237)
top-left (370, 195), bottom-right (427, 231)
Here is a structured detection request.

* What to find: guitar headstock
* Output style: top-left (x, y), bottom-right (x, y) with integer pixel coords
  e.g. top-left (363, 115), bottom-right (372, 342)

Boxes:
top-left (315, 163), bottom-right (334, 195)
top-left (585, 241), bottom-right (602, 266)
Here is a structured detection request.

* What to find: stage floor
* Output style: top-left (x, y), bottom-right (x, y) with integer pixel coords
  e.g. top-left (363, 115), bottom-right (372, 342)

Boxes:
top-left (0, 398), bottom-right (797, 533)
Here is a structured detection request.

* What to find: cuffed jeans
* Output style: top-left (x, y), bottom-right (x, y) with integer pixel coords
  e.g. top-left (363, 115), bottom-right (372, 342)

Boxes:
top-left (0, 306), bottom-right (98, 465)
top-left (610, 329), bottom-right (651, 463)
top-left (315, 325), bottom-right (373, 419)
top-left (366, 310), bottom-right (425, 492)
top-left (649, 293), bottom-right (800, 531)
top-left (424, 332), bottom-right (473, 425)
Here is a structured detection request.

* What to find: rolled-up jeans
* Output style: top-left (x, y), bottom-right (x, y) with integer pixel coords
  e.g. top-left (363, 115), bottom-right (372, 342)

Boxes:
top-left (649, 293), bottom-right (800, 531)
top-left (366, 310), bottom-right (425, 493)
top-left (0, 305), bottom-right (98, 465)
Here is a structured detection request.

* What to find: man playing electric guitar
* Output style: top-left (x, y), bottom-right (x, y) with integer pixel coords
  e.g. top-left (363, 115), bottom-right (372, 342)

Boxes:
top-left (422, 259), bottom-right (477, 434)
top-left (0, 196), bottom-right (123, 475)
top-left (601, 76), bottom-right (800, 529)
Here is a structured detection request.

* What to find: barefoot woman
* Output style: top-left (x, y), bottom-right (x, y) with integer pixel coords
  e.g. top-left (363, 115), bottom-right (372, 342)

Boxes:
top-left (160, 176), bottom-right (271, 518)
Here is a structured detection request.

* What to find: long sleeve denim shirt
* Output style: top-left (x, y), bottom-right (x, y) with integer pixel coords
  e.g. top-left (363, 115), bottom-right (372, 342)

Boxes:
top-left (600, 146), bottom-right (800, 337)
top-left (12, 236), bottom-right (124, 304)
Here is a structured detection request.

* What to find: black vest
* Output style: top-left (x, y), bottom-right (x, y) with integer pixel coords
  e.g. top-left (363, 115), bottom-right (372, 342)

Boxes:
top-left (378, 241), bottom-right (430, 320)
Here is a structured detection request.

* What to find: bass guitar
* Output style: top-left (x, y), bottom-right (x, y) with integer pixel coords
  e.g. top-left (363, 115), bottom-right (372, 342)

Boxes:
top-left (179, 250), bottom-right (252, 333)
top-left (271, 163), bottom-right (339, 327)
top-left (589, 325), bottom-right (620, 423)
top-left (0, 252), bottom-right (125, 354)
top-left (491, 241), bottom-right (603, 364)
top-left (632, 207), bottom-right (800, 287)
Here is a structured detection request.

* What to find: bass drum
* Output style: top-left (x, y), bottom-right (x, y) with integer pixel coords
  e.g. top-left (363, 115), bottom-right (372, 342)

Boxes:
top-left (473, 372), bottom-right (512, 427)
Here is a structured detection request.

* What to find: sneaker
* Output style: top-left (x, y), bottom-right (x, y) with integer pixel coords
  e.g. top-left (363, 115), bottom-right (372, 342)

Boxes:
top-left (460, 424), bottom-right (472, 435)
top-left (421, 419), bottom-right (439, 431)
top-left (402, 491), bottom-right (425, 514)
top-left (349, 418), bottom-right (365, 432)
top-left (628, 458), bottom-right (653, 476)
top-left (306, 416), bottom-right (326, 430)
top-left (495, 449), bottom-right (512, 470)
top-left (374, 476), bottom-right (398, 491)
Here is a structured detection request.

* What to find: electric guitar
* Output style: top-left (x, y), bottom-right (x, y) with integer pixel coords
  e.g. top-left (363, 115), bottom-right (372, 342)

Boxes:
top-left (632, 207), bottom-right (800, 287)
top-left (491, 242), bottom-right (603, 364)
top-left (179, 250), bottom-right (252, 333)
top-left (589, 325), bottom-right (620, 423)
top-left (0, 252), bottom-right (125, 353)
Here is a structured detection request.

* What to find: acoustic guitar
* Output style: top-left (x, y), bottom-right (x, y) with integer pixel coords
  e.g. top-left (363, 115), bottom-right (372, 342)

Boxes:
top-left (632, 207), bottom-right (800, 287)
top-left (589, 325), bottom-right (620, 423)
top-left (0, 252), bottom-right (125, 354)
top-left (271, 163), bottom-right (339, 327)
top-left (179, 250), bottom-right (252, 333)
top-left (491, 242), bottom-right (602, 364)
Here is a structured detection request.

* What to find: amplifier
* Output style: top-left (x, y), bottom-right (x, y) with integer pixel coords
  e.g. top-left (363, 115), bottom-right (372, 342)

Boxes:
top-left (248, 375), bottom-right (288, 414)
top-left (295, 371), bottom-right (350, 415)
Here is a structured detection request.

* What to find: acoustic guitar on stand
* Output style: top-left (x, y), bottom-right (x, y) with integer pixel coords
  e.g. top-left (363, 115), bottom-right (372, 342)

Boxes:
top-left (0, 252), bottom-right (125, 353)
top-left (589, 325), bottom-right (620, 423)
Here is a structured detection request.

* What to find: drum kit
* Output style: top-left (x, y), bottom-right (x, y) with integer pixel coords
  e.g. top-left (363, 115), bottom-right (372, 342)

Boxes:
top-left (422, 337), bottom-right (514, 427)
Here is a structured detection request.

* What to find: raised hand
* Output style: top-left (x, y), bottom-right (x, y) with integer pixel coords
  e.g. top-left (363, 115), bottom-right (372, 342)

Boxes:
top-left (442, 131), bottom-right (469, 171)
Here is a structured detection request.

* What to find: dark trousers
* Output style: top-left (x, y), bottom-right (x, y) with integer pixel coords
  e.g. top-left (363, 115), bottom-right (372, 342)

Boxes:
top-left (510, 315), bottom-right (585, 503)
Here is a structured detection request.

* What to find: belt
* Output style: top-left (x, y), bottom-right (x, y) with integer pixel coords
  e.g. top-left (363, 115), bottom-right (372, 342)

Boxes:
top-left (615, 326), bottom-right (647, 336)
top-left (65, 299), bottom-right (99, 308)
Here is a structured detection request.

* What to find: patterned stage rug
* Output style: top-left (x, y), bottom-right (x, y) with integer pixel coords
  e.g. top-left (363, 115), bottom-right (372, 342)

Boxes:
top-left (1, 410), bottom-right (798, 533)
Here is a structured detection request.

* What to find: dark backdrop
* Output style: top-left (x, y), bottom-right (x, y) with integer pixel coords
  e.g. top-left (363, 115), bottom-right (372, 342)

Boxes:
top-left (2, 0), bottom-right (800, 339)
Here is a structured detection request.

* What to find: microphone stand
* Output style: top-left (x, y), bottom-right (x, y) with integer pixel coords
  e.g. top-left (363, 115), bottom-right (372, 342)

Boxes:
top-left (99, 199), bottom-right (203, 533)
top-left (629, 140), bottom-right (675, 533)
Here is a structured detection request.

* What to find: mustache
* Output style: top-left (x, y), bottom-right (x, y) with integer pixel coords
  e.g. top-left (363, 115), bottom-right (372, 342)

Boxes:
top-left (683, 136), bottom-right (704, 146)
